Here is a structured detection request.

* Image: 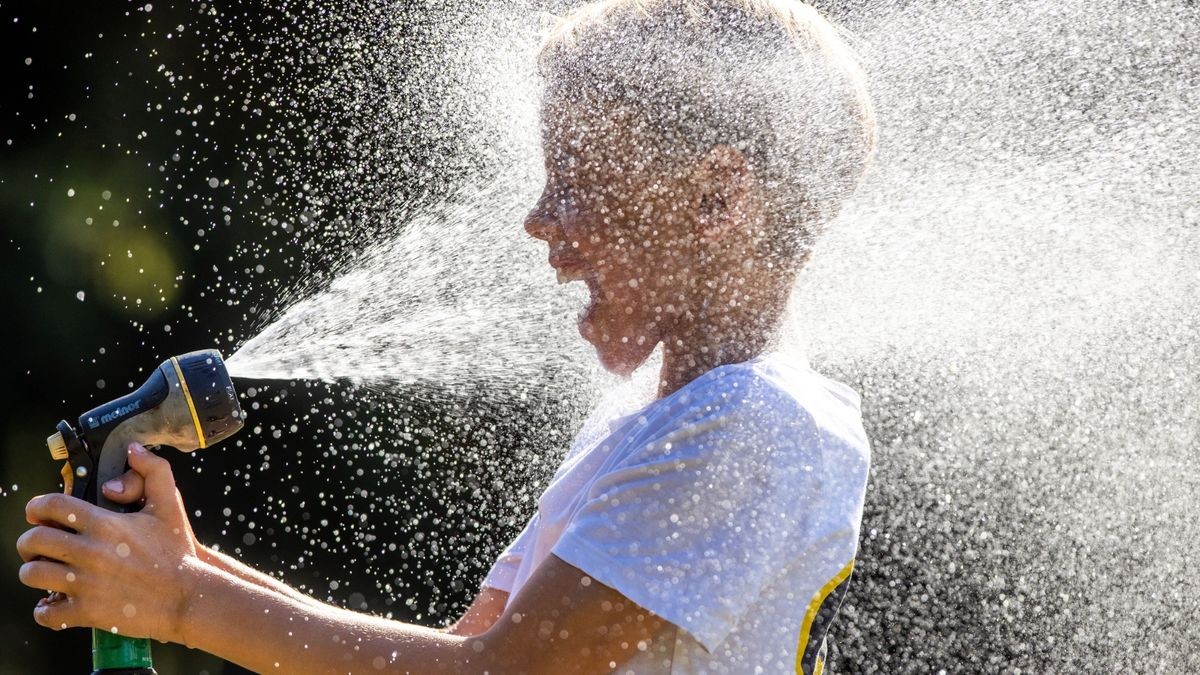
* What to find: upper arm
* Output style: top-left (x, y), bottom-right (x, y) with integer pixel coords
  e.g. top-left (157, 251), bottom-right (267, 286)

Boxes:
top-left (449, 513), bottom-right (542, 638)
top-left (473, 554), bottom-right (668, 675)
top-left (444, 587), bottom-right (510, 637)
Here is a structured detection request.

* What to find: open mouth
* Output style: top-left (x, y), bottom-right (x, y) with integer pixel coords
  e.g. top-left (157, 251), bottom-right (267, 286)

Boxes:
top-left (578, 277), bottom-right (601, 325)
top-left (549, 252), bottom-right (590, 285)
top-left (548, 253), bottom-right (602, 330)
top-left (556, 268), bottom-right (586, 285)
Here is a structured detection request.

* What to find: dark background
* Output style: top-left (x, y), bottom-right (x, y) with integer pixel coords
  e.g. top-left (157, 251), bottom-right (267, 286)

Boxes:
top-left (0, 2), bottom-right (556, 672)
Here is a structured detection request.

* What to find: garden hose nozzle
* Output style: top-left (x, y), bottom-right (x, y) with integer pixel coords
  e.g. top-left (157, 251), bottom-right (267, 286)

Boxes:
top-left (46, 349), bottom-right (245, 675)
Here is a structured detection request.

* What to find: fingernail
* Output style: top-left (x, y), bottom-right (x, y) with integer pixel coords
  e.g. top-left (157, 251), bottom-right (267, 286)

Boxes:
top-left (103, 479), bottom-right (124, 494)
top-left (129, 442), bottom-right (146, 454)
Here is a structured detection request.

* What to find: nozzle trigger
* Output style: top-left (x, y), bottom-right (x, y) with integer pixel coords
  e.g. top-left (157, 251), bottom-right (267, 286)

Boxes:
top-left (60, 463), bottom-right (73, 495)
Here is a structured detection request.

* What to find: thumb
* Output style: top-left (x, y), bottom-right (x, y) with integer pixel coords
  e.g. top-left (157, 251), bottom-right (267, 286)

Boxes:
top-left (101, 468), bottom-right (146, 505)
top-left (125, 442), bottom-right (179, 510)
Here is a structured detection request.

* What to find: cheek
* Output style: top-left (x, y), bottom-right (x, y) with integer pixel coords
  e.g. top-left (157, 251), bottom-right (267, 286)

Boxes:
top-left (597, 279), bottom-right (663, 334)
top-left (611, 244), bottom-right (684, 303)
top-left (574, 193), bottom-right (693, 289)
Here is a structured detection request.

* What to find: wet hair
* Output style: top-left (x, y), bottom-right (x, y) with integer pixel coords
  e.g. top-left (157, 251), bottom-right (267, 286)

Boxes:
top-left (539, 0), bottom-right (877, 263)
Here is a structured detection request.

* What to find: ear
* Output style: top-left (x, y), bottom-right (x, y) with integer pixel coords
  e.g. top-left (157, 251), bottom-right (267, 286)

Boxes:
top-left (693, 144), bottom-right (751, 243)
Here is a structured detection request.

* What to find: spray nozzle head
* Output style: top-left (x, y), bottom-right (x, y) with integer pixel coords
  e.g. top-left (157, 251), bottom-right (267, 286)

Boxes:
top-left (47, 349), bottom-right (245, 508)
top-left (170, 349), bottom-right (244, 448)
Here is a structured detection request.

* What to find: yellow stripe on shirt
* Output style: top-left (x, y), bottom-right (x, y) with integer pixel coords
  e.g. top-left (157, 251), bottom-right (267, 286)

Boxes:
top-left (795, 559), bottom-right (855, 675)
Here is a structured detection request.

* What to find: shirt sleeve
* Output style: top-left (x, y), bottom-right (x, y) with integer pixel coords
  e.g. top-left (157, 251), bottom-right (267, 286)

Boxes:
top-left (550, 375), bottom-right (832, 652)
top-left (480, 513), bottom-right (540, 593)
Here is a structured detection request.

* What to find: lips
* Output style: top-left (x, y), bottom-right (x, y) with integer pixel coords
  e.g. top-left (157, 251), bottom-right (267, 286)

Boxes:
top-left (549, 251), bottom-right (591, 284)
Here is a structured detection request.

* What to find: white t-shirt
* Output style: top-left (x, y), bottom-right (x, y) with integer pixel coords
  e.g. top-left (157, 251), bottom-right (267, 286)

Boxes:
top-left (482, 352), bottom-right (871, 674)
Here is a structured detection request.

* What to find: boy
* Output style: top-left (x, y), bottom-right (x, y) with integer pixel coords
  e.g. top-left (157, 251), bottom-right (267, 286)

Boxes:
top-left (17, 1), bottom-right (875, 672)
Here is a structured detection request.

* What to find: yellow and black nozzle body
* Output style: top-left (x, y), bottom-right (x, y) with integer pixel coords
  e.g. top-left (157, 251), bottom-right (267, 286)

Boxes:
top-left (46, 349), bottom-right (245, 675)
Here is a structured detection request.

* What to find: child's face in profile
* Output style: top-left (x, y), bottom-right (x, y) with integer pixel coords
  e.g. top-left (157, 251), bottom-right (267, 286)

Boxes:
top-left (524, 98), bottom-right (705, 377)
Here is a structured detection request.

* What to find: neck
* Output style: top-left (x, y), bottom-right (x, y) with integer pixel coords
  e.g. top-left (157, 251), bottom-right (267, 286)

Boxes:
top-left (657, 261), bottom-right (796, 398)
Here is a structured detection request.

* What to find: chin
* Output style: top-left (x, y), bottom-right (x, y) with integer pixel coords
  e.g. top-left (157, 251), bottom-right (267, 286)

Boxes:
top-left (593, 347), bottom-right (641, 378)
top-left (581, 316), bottom-right (657, 378)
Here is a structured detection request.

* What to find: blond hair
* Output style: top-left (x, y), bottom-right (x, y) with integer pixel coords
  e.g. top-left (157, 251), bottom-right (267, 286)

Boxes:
top-left (539, 0), bottom-right (877, 261)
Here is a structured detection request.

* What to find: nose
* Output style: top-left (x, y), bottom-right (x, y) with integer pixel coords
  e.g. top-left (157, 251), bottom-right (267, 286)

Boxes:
top-left (523, 190), bottom-right (558, 242)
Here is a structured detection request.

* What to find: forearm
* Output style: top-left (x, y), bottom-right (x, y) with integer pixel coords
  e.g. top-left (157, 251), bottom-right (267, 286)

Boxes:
top-left (197, 544), bottom-right (323, 608)
top-left (180, 558), bottom-right (484, 674)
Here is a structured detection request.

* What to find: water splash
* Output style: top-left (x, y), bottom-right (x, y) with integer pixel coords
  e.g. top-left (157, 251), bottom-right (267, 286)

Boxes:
top-left (216, 0), bottom-right (1199, 670)
top-left (800, 1), bottom-right (1200, 669)
top-left (226, 183), bottom-right (595, 400)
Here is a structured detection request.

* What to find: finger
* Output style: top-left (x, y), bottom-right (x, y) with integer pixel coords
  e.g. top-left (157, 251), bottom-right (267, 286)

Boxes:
top-left (26, 493), bottom-right (100, 531)
top-left (18, 560), bottom-right (79, 594)
top-left (16, 526), bottom-right (87, 564)
top-left (101, 468), bottom-right (146, 505)
top-left (33, 593), bottom-right (85, 632)
top-left (125, 443), bottom-right (179, 510)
